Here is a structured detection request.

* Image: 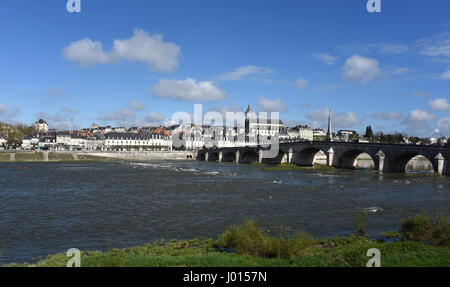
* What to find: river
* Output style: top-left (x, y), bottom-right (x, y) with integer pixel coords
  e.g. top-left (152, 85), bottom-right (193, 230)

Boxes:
top-left (0, 161), bottom-right (448, 264)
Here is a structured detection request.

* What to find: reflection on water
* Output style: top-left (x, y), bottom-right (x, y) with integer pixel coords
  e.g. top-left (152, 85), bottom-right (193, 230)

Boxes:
top-left (0, 161), bottom-right (448, 264)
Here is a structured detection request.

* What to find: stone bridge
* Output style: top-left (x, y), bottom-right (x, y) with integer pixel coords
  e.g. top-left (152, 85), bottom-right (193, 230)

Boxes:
top-left (198, 142), bottom-right (450, 175)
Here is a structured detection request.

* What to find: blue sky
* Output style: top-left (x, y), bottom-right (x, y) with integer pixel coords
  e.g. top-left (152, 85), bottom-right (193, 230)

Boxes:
top-left (0, 0), bottom-right (449, 137)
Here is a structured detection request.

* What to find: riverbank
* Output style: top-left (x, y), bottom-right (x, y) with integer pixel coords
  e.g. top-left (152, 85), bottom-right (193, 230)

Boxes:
top-left (0, 150), bottom-right (197, 162)
top-left (5, 217), bottom-right (450, 267)
top-left (0, 151), bottom-right (123, 162)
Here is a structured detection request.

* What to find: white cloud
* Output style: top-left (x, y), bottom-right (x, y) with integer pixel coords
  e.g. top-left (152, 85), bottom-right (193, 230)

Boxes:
top-left (417, 32), bottom-right (450, 58)
top-left (404, 109), bottom-right (436, 123)
top-left (152, 78), bottom-right (227, 101)
top-left (307, 108), bottom-right (361, 129)
top-left (257, 96), bottom-right (287, 113)
top-left (130, 100), bottom-right (145, 111)
top-left (428, 98), bottom-right (450, 111)
top-left (63, 38), bottom-right (112, 67)
top-left (102, 107), bottom-right (136, 122)
top-left (373, 42), bottom-right (410, 54)
top-left (386, 66), bottom-right (409, 75)
top-left (112, 29), bottom-right (180, 72)
top-left (442, 70), bottom-right (450, 79)
top-left (373, 112), bottom-right (402, 120)
top-left (0, 103), bottom-right (20, 121)
top-left (215, 65), bottom-right (274, 81)
top-left (342, 55), bottom-right (382, 83)
top-left (63, 29), bottom-right (181, 72)
top-left (307, 108), bottom-right (330, 121)
top-left (295, 77), bottom-right (308, 90)
top-left (437, 117), bottom-right (450, 132)
top-left (312, 53), bottom-right (337, 65)
top-left (400, 109), bottom-right (437, 136)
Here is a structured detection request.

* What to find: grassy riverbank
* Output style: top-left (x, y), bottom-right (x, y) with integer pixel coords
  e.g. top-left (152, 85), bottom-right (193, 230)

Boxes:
top-left (5, 215), bottom-right (450, 267)
top-left (0, 152), bottom-right (123, 162)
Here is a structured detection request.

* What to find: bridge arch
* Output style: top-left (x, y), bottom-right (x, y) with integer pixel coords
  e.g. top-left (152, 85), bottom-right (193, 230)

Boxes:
top-left (197, 152), bottom-right (206, 161)
top-left (406, 155), bottom-right (435, 173)
top-left (387, 153), bottom-right (435, 173)
top-left (240, 150), bottom-right (259, 164)
top-left (292, 148), bottom-right (326, 166)
top-left (222, 151), bottom-right (237, 163)
top-left (336, 150), bottom-right (375, 170)
top-left (207, 152), bottom-right (220, 162)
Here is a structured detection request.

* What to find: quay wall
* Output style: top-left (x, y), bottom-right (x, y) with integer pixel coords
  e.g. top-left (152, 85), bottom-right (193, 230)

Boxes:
top-left (82, 151), bottom-right (197, 161)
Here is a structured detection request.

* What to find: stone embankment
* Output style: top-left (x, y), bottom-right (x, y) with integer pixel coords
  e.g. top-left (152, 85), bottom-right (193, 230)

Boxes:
top-left (83, 151), bottom-right (197, 161)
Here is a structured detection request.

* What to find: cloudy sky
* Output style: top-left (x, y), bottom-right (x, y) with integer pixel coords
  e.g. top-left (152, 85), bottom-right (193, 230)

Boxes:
top-left (0, 0), bottom-right (449, 137)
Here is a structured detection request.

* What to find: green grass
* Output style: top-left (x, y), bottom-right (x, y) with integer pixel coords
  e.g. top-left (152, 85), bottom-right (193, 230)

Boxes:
top-left (48, 153), bottom-right (74, 161)
top-left (0, 153), bottom-right (12, 161)
top-left (14, 152), bottom-right (44, 161)
top-left (379, 231), bottom-right (400, 238)
top-left (5, 219), bottom-right (450, 267)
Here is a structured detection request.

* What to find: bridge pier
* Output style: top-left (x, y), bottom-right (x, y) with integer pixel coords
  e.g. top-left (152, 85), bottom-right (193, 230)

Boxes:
top-left (235, 150), bottom-right (240, 164)
top-left (435, 153), bottom-right (445, 175)
top-left (287, 148), bottom-right (293, 164)
top-left (327, 148), bottom-right (334, 167)
top-left (219, 152), bottom-right (223, 163)
top-left (375, 150), bottom-right (385, 173)
top-left (281, 153), bottom-right (288, 164)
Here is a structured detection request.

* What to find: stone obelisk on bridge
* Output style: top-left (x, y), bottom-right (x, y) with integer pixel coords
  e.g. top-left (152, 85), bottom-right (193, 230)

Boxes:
top-left (326, 110), bottom-right (333, 142)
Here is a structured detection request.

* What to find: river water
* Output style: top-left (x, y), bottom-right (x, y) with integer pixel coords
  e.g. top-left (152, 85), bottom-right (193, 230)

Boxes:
top-left (0, 161), bottom-right (448, 264)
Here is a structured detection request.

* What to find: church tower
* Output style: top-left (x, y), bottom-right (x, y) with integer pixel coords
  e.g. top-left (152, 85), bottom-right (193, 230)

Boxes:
top-left (245, 105), bottom-right (256, 143)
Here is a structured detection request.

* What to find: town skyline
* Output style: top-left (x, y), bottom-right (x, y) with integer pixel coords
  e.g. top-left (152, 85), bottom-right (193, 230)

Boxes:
top-left (0, 1), bottom-right (449, 138)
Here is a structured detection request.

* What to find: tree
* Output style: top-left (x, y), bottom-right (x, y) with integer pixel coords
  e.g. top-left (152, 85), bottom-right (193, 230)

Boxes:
top-left (365, 126), bottom-right (374, 140)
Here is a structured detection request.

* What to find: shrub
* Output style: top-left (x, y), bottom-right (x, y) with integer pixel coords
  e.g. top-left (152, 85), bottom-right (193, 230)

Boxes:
top-left (401, 214), bottom-right (434, 242)
top-left (354, 212), bottom-right (366, 235)
top-left (400, 214), bottom-right (450, 246)
top-left (431, 216), bottom-right (450, 247)
top-left (216, 220), bottom-right (315, 259)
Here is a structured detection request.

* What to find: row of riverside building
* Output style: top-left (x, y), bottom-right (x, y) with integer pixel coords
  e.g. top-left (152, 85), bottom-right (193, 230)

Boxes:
top-left (11, 104), bottom-right (431, 152)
